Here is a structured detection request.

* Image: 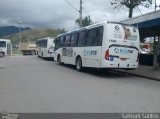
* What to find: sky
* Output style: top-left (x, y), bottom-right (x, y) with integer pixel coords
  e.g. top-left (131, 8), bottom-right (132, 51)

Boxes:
top-left (0, 0), bottom-right (160, 30)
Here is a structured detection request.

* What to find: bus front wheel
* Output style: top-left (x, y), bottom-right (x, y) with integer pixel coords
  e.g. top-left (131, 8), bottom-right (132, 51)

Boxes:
top-left (0, 52), bottom-right (4, 57)
top-left (76, 57), bottom-right (83, 71)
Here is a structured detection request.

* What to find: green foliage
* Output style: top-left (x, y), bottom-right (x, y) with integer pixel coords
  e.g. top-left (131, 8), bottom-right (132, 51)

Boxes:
top-left (76, 16), bottom-right (93, 27)
top-left (12, 48), bottom-right (21, 55)
top-left (3, 28), bottom-right (64, 44)
top-left (110, 0), bottom-right (152, 18)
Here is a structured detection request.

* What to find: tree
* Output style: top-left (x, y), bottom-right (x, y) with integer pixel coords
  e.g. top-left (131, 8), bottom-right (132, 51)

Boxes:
top-left (110, 0), bottom-right (152, 18)
top-left (75, 16), bottom-right (93, 27)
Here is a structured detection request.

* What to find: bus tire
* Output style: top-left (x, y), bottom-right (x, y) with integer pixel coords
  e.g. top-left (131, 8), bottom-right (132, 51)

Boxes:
top-left (76, 57), bottom-right (83, 71)
top-left (57, 55), bottom-right (62, 65)
top-left (0, 52), bottom-right (5, 57)
top-left (41, 52), bottom-right (44, 58)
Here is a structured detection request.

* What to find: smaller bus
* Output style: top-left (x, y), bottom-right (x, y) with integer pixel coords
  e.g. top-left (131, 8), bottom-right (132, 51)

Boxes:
top-left (36, 37), bottom-right (55, 59)
top-left (0, 39), bottom-right (12, 57)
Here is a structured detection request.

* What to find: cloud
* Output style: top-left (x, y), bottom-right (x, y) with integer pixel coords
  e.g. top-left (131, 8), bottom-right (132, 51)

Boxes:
top-left (0, 0), bottom-right (159, 30)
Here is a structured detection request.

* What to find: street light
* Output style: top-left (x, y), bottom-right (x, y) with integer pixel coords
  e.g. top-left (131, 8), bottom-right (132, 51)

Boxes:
top-left (17, 18), bottom-right (22, 54)
top-left (18, 19), bottom-right (22, 43)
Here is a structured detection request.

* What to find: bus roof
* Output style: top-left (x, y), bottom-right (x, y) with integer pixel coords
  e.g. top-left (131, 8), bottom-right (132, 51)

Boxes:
top-left (37, 37), bottom-right (55, 41)
top-left (0, 39), bottom-right (11, 42)
top-left (55, 21), bottom-right (135, 38)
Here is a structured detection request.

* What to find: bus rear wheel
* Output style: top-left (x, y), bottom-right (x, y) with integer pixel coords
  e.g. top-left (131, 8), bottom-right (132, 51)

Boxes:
top-left (0, 52), bottom-right (4, 57)
top-left (76, 57), bottom-right (83, 71)
top-left (57, 55), bottom-right (61, 65)
top-left (41, 52), bottom-right (44, 58)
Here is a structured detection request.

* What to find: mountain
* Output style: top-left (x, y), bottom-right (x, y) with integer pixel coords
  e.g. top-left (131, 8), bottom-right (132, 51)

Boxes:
top-left (3, 28), bottom-right (64, 44)
top-left (0, 26), bottom-right (31, 38)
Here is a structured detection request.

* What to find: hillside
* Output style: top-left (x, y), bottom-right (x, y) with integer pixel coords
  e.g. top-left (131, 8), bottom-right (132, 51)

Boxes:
top-left (3, 28), bottom-right (64, 44)
top-left (0, 26), bottom-right (31, 37)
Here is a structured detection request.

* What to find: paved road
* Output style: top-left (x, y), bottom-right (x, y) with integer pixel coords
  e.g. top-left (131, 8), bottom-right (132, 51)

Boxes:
top-left (0, 56), bottom-right (160, 113)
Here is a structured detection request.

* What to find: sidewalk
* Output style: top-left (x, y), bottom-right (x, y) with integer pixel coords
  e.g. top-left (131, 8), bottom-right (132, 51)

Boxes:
top-left (115, 65), bottom-right (160, 81)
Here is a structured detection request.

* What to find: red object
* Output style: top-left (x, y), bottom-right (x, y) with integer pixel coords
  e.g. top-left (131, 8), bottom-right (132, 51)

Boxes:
top-left (105, 49), bottom-right (109, 60)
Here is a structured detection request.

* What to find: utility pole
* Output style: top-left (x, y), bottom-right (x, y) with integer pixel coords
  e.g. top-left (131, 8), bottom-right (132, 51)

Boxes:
top-left (17, 18), bottom-right (22, 54)
top-left (155, 0), bottom-right (157, 11)
top-left (64, 0), bottom-right (83, 28)
top-left (18, 19), bottom-right (22, 43)
top-left (80, 0), bottom-right (82, 28)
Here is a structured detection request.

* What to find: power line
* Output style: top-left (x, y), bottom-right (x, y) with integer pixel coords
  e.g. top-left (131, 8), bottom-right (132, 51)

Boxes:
top-left (64, 0), bottom-right (83, 28)
top-left (137, 6), bottom-right (143, 15)
top-left (64, 0), bottom-right (79, 12)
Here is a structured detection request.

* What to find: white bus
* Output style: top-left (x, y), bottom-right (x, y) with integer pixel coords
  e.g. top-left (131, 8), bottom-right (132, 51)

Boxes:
top-left (0, 39), bottom-right (12, 57)
top-left (36, 37), bottom-right (55, 59)
top-left (54, 21), bottom-right (140, 71)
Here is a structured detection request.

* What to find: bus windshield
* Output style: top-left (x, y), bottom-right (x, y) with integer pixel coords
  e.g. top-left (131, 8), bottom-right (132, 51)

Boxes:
top-left (0, 41), bottom-right (6, 47)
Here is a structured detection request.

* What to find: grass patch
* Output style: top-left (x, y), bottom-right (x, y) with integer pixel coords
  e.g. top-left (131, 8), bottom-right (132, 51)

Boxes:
top-left (12, 48), bottom-right (22, 55)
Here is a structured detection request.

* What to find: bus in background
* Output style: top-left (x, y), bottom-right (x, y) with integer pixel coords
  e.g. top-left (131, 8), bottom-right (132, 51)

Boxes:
top-left (54, 21), bottom-right (140, 71)
top-left (36, 37), bottom-right (55, 59)
top-left (0, 39), bottom-right (12, 57)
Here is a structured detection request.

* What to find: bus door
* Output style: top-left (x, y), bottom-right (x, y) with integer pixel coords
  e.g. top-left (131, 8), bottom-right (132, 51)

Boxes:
top-left (7, 43), bottom-right (12, 55)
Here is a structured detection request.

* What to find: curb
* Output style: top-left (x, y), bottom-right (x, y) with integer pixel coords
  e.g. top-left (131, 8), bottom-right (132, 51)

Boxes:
top-left (114, 70), bottom-right (160, 81)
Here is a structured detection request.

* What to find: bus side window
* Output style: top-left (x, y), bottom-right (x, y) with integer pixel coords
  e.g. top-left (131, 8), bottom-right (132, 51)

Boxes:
top-left (93, 28), bottom-right (100, 46)
top-left (97, 26), bottom-right (104, 46)
top-left (37, 41), bottom-right (39, 47)
top-left (41, 40), bottom-right (44, 48)
top-left (71, 34), bottom-right (76, 47)
top-left (63, 36), bottom-right (66, 47)
top-left (75, 33), bottom-right (79, 46)
top-left (60, 37), bottom-right (64, 47)
top-left (93, 28), bottom-right (98, 46)
top-left (43, 40), bottom-right (45, 48)
top-left (78, 31), bottom-right (85, 47)
top-left (42, 40), bottom-right (45, 48)
top-left (86, 28), bottom-right (96, 46)
top-left (44, 40), bottom-right (47, 48)
top-left (39, 41), bottom-right (41, 47)
top-left (65, 35), bottom-right (71, 46)
top-left (84, 30), bottom-right (88, 46)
